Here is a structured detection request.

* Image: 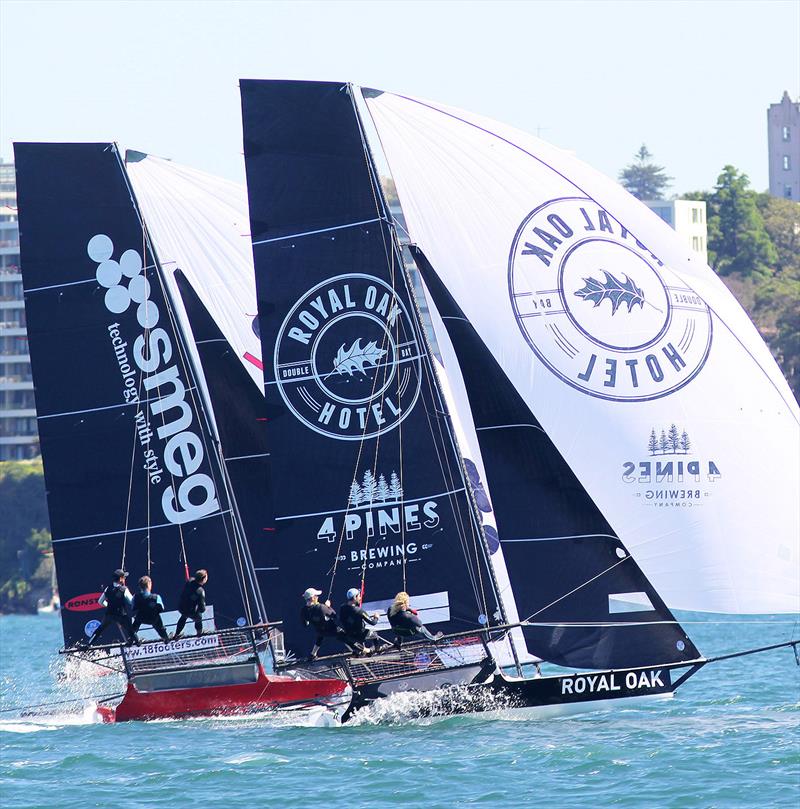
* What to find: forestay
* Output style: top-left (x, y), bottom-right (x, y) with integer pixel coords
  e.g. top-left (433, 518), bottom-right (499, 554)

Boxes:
top-left (14, 143), bottom-right (262, 646)
top-left (240, 80), bottom-right (503, 658)
top-left (364, 91), bottom-right (800, 614)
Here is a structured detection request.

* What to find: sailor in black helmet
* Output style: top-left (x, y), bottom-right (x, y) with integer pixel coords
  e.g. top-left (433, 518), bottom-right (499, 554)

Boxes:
top-left (173, 569), bottom-right (208, 640)
top-left (300, 587), bottom-right (357, 660)
top-left (131, 575), bottom-right (170, 643)
top-left (84, 568), bottom-right (138, 646)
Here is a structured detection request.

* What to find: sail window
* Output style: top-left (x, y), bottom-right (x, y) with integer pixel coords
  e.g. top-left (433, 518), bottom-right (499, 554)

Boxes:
top-left (608, 592), bottom-right (655, 613)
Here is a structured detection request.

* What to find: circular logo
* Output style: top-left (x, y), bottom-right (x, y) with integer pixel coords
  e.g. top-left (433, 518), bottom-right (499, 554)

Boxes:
top-left (274, 274), bottom-right (422, 440)
top-left (84, 619), bottom-right (101, 638)
top-left (509, 197), bottom-right (712, 402)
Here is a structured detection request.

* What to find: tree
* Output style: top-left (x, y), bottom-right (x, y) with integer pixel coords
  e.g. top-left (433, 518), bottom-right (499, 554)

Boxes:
top-left (755, 194), bottom-right (800, 279)
top-left (680, 430), bottom-right (691, 454)
top-left (619, 145), bottom-right (672, 200)
top-left (668, 424), bottom-right (680, 453)
top-left (348, 480), bottom-right (363, 507)
top-left (388, 471), bottom-right (403, 501)
top-left (705, 166), bottom-right (777, 277)
top-left (361, 469), bottom-right (377, 504)
top-left (659, 429), bottom-right (669, 454)
top-left (376, 474), bottom-right (390, 503)
top-left (648, 429), bottom-right (658, 455)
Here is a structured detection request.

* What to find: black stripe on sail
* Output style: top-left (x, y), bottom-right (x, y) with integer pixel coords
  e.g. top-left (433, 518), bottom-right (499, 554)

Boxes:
top-left (14, 143), bottom-right (260, 645)
top-left (240, 81), bottom-right (501, 658)
top-left (410, 245), bottom-right (700, 669)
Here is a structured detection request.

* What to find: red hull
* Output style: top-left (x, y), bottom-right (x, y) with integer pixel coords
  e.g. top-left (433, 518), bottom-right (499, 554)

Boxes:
top-left (105, 665), bottom-right (349, 722)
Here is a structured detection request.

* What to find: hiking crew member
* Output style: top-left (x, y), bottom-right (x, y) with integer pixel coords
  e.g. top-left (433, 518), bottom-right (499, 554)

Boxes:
top-left (85, 569), bottom-right (137, 646)
top-left (339, 587), bottom-right (389, 654)
top-left (132, 575), bottom-right (169, 643)
top-left (387, 591), bottom-right (443, 649)
top-left (300, 587), bottom-right (357, 659)
top-left (173, 569), bottom-right (208, 640)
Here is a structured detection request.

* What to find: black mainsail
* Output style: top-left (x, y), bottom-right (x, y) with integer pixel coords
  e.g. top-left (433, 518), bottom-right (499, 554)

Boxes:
top-left (411, 245), bottom-right (700, 669)
top-left (15, 143), bottom-right (262, 646)
top-left (240, 80), bottom-right (502, 658)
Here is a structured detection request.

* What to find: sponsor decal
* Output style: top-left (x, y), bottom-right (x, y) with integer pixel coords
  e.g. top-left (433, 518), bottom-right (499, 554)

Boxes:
top-left (124, 634), bottom-right (219, 660)
top-left (622, 424), bottom-right (721, 507)
top-left (88, 234), bottom-right (220, 525)
top-left (316, 468), bottom-right (438, 572)
top-left (560, 669), bottom-right (666, 696)
top-left (84, 619), bottom-right (101, 638)
top-left (64, 592), bottom-right (103, 612)
top-left (274, 274), bottom-right (422, 440)
top-left (509, 198), bottom-right (712, 402)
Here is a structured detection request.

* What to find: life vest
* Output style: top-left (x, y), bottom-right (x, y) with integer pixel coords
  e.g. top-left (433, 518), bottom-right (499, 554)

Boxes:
top-left (179, 580), bottom-right (206, 616)
top-left (133, 590), bottom-right (162, 623)
top-left (104, 583), bottom-right (128, 617)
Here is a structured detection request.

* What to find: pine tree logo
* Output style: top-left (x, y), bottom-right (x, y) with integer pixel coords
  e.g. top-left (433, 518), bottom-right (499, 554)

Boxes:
top-left (347, 469), bottom-right (404, 506)
top-left (647, 424), bottom-right (693, 455)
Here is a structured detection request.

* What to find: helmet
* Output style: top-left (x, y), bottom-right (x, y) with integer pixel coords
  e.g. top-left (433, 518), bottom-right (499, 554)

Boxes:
top-left (346, 587), bottom-right (360, 600)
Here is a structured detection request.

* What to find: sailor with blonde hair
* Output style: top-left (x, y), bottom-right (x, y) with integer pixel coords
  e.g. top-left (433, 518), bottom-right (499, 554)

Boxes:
top-left (387, 591), bottom-right (442, 649)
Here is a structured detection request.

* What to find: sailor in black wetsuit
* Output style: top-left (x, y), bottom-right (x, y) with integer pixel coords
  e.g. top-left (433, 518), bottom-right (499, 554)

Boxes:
top-left (300, 587), bottom-right (356, 659)
top-left (85, 569), bottom-right (138, 646)
top-left (131, 575), bottom-right (170, 642)
top-left (173, 569), bottom-right (208, 640)
top-left (339, 587), bottom-right (390, 654)
top-left (387, 591), bottom-right (443, 649)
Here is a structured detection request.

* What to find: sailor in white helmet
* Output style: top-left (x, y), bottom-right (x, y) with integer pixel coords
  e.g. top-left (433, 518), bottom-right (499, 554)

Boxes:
top-left (300, 587), bottom-right (359, 660)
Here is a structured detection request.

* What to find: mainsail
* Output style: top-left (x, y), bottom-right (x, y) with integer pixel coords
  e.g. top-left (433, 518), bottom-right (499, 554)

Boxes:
top-left (240, 80), bottom-right (504, 658)
top-left (364, 91), bottom-right (800, 614)
top-left (14, 143), bottom-right (263, 646)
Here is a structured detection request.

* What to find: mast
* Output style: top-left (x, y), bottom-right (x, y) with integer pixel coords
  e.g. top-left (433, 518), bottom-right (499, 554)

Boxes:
top-left (347, 87), bottom-right (521, 670)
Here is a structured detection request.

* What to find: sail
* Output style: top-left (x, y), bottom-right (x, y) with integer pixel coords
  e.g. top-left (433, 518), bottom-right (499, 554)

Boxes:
top-left (125, 151), bottom-right (264, 390)
top-left (364, 91), bottom-right (800, 614)
top-left (240, 80), bottom-right (503, 658)
top-left (415, 246), bottom-right (699, 668)
top-left (173, 269), bottom-right (273, 604)
top-left (14, 142), bottom-right (262, 646)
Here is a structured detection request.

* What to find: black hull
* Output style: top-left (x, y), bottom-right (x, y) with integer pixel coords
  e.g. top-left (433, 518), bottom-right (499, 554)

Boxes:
top-left (344, 664), bottom-right (679, 722)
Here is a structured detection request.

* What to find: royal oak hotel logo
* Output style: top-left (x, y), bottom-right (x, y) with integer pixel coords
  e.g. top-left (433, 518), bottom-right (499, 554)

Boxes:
top-left (508, 197), bottom-right (713, 402)
top-left (274, 273), bottom-right (422, 440)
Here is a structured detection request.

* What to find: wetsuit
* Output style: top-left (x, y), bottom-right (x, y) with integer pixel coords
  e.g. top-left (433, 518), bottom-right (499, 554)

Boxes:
top-left (174, 579), bottom-right (206, 638)
top-left (387, 606), bottom-right (436, 647)
top-left (300, 601), bottom-right (353, 657)
top-left (132, 589), bottom-right (169, 642)
top-left (339, 601), bottom-right (387, 651)
top-left (87, 582), bottom-right (137, 645)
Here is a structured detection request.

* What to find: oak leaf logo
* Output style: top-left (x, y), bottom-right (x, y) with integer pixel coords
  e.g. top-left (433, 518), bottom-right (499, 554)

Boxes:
top-left (329, 338), bottom-right (387, 377)
top-left (574, 270), bottom-right (646, 315)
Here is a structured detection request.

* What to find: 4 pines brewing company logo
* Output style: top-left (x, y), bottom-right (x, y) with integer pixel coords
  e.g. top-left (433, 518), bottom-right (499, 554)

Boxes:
top-left (274, 274), bottom-right (422, 440)
top-left (509, 197), bottom-right (713, 402)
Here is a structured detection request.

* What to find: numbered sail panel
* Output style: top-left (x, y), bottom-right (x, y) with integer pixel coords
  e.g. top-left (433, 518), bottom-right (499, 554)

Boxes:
top-left (240, 82), bottom-right (501, 657)
top-left (414, 246), bottom-right (699, 669)
top-left (364, 92), bottom-right (800, 613)
top-left (14, 143), bottom-right (260, 644)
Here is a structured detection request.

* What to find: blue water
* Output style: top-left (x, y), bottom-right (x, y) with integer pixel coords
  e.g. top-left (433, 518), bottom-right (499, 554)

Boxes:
top-left (1, 614), bottom-right (798, 808)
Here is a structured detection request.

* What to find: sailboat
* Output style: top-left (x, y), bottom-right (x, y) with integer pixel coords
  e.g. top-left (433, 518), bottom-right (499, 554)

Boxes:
top-left (13, 142), bottom-right (350, 721)
top-left (236, 79), bottom-right (799, 721)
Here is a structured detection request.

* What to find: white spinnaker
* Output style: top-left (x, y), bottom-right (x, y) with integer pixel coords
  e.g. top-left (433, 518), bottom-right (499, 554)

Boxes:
top-left (366, 91), bottom-right (800, 614)
top-left (126, 153), bottom-right (264, 390)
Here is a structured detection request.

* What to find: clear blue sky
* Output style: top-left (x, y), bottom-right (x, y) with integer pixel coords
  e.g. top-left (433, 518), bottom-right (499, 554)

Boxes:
top-left (1, 0), bottom-right (798, 195)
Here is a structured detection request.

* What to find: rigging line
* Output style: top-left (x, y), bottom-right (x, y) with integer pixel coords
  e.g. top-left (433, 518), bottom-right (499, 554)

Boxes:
top-left (327, 91), bottom-right (401, 598)
top-left (361, 93), bottom-right (499, 620)
top-left (521, 556), bottom-right (630, 623)
top-left (150, 257), bottom-right (254, 623)
top-left (382, 93), bottom-right (800, 426)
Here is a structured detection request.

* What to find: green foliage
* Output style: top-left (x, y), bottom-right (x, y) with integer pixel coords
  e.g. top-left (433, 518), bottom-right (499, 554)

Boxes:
top-left (0, 459), bottom-right (52, 613)
top-left (705, 166), bottom-right (777, 277)
top-left (681, 170), bottom-right (800, 403)
top-left (619, 145), bottom-right (672, 200)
